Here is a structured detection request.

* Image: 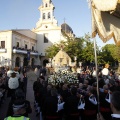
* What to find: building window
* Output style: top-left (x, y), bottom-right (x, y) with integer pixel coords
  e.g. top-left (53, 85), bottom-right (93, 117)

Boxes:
top-left (16, 42), bottom-right (19, 47)
top-left (46, 3), bottom-right (48, 7)
top-left (25, 44), bottom-right (27, 49)
top-left (43, 13), bottom-right (45, 19)
top-left (1, 41), bottom-right (5, 48)
top-left (44, 33), bottom-right (48, 43)
top-left (32, 46), bottom-right (34, 51)
top-left (48, 12), bottom-right (51, 19)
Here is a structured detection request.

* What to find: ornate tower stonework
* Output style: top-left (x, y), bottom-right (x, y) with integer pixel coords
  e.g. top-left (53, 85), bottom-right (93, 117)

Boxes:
top-left (33, 0), bottom-right (58, 31)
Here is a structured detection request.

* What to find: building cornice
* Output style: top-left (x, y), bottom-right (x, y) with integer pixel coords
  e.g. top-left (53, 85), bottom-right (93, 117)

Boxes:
top-left (12, 30), bottom-right (37, 42)
top-left (33, 27), bottom-right (61, 32)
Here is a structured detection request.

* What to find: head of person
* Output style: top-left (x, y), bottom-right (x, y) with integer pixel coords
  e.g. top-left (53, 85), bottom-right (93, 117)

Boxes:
top-left (47, 84), bottom-right (52, 92)
top-left (79, 83), bottom-right (83, 89)
top-left (109, 80), bottom-right (115, 87)
top-left (13, 99), bottom-right (26, 115)
top-left (71, 86), bottom-right (77, 95)
top-left (51, 87), bottom-right (58, 97)
top-left (15, 88), bottom-right (25, 99)
top-left (62, 84), bottom-right (68, 90)
top-left (110, 91), bottom-right (120, 113)
top-left (103, 84), bottom-right (109, 90)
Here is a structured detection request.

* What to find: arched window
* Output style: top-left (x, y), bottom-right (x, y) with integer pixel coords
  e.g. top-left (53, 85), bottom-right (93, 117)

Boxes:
top-left (48, 12), bottom-right (51, 19)
top-left (43, 13), bottom-right (45, 19)
top-left (45, 3), bottom-right (48, 7)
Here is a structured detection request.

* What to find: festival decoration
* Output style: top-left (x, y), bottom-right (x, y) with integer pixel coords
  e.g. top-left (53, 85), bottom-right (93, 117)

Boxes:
top-left (92, 0), bottom-right (120, 45)
top-left (48, 69), bottom-right (79, 86)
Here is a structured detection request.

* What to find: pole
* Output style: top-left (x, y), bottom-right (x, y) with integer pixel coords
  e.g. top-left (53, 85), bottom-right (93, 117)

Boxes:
top-left (93, 37), bottom-right (100, 113)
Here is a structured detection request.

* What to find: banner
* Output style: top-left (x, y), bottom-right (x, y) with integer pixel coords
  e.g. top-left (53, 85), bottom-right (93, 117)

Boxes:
top-left (27, 51), bottom-right (30, 61)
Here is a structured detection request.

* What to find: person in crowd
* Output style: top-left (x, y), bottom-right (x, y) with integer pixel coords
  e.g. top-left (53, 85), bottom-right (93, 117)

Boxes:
top-left (82, 86), bottom-right (97, 120)
top-left (22, 67), bottom-right (27, 78)
top-left (0, 70), bottom-right (3, 78)
top-left (4, 99), bottom-right (30, 120)
top-left (27, 67), bottom-right (37, 82)
top-left (22, 75), bottom-right (27, 97)
top-left (7, 88), bottom-right (32, 117)
top-left (102, 64), bottom-right (110, 78)
top-left (0, 77), bottom-right (6, 105)
top-left (64, 86), bottom-right (80, 120)
top-left (40, 66), bottom-right (47, 77)
top-left (43, 87), bottom-right (62, 120)
top-left (33, 75), bottom-right (46, 116)
top-left (99, 84), bottom-right (112, 120)
top-left (59, 84), bottom-right (71, 103)
top-left (98, 91), bottom-right (120, 120)
top-left (7, 72), bottom-right (19, 98)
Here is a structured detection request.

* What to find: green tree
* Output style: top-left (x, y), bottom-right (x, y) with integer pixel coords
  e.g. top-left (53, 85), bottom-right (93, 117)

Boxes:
top-left (45, 43), bottom-right (59, 58)
top-left (101, 44), bottom-right (116, 65)
top-left (45, 33), bottom-right (100, 66)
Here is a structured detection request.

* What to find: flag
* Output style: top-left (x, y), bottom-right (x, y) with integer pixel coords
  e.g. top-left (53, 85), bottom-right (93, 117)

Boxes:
top-left (27, 51), bottom-right (30, 60)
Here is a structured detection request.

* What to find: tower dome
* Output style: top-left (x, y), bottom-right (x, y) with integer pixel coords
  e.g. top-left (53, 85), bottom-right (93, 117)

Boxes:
top-left (61, 23), bottom-right (73, 34)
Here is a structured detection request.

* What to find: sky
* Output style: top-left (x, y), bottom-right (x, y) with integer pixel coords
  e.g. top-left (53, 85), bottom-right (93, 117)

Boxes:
top-left (0, 0), bottom-right (114, 47)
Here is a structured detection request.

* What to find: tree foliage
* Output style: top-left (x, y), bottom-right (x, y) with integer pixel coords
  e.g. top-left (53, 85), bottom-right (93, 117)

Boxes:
top-left (45, 33), bottom-right (120, 66)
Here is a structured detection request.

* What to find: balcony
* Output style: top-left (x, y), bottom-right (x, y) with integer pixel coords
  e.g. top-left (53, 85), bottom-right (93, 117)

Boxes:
top-left (13, 47), bottom-right (38, 56)
top-left (0, 48), bottom-right (7, 53)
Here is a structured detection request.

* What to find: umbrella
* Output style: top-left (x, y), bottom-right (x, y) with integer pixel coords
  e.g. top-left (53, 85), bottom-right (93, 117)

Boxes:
top-left (89, 0), bottom-right (120, 113)
top-left (92, 0), bottom-right (120, 45)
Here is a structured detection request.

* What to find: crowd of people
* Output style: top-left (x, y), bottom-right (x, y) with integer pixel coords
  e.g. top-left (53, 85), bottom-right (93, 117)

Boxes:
top-left (0, 66), bottom-right (32, 120)
top-left (33, 65), bottom-right (120, 120)
top-left (0, 65), bottom-right (120, 120)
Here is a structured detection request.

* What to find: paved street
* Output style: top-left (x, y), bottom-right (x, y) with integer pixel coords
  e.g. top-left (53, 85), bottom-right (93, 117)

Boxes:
top-left (26, 77), bottom-right (39, 120)
top-left (0, 77), bottom-right (39, 120)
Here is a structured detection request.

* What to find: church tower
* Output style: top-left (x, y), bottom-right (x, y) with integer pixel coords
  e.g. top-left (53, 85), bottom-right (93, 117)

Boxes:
top-left (32, 0), bottom-right (61, 58)
top-left (33, 0), bottom-right (59, 31)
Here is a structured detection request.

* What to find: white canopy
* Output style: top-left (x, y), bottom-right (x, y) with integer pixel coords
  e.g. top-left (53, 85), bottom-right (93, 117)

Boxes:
top-left (92, 0), bottom-right (120, 45)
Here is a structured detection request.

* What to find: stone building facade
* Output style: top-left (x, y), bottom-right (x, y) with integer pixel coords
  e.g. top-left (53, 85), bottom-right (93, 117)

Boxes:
top-left (0, 0), bottom-right (74, 68)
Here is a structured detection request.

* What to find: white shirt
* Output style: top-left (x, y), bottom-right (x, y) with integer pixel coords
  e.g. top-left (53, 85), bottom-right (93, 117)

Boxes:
top-left (111, 114), bottom-right (120, 118)
top-left (102, 68), bottom-right (109, 76)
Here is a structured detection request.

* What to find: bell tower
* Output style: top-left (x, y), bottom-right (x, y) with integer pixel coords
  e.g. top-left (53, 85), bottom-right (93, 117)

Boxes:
top-left (33, 0), bottom-right (58, 30)
top-left (40, 0), bottom-right (54, 21)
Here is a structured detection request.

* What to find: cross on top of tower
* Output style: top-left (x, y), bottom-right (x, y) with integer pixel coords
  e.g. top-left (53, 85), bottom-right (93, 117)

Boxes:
top-left (59, 44), bottom-right (65, 51)
top-left (64, 18), bottom-right (66, 23)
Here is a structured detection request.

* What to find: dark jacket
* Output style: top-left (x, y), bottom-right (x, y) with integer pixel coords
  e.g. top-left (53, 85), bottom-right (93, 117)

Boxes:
top-left (64, 95), bottom-right (79, 115)
top-left (43, 96), bottom-right (58, 116)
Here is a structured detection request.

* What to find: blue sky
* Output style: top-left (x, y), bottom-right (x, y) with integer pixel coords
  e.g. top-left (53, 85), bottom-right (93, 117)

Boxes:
top-left (0, 0), bottom-right (114, 47)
